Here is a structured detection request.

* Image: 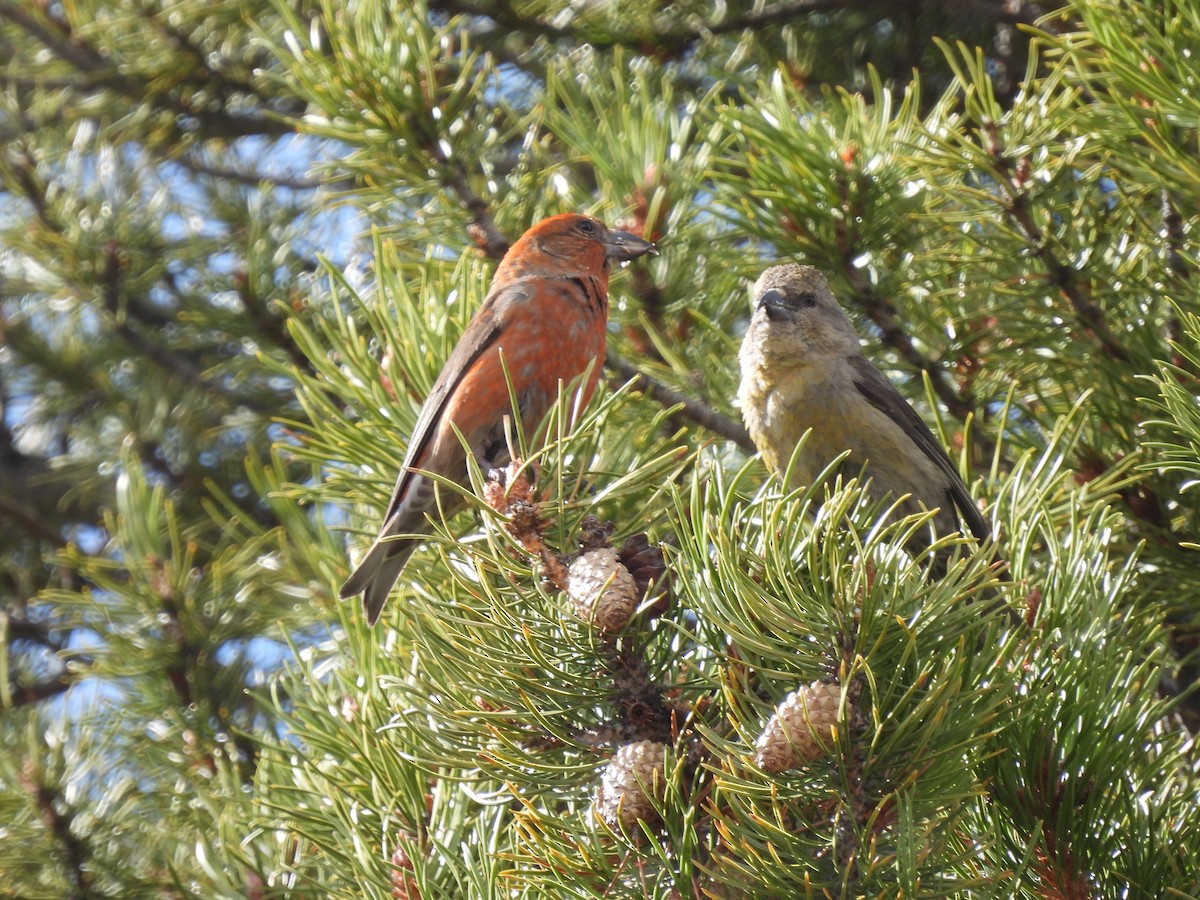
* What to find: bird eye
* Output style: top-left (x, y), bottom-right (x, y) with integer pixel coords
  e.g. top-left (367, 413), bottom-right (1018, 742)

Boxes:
top-left (577, 219), bottom-right (596, 234)
top-left (792, 291), bottom-right (817, 308)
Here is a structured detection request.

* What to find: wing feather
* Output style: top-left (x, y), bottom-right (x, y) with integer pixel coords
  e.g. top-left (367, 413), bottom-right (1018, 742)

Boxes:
top-left (848, 356), bottom-right (989, 540)
top-left (379, 285), bottom-right (524, 522)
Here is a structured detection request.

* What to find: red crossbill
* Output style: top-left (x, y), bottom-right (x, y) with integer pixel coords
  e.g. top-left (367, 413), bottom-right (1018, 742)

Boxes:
top-left (738, 264), bottom-right (990, 550)
top-left (341, 214), bottom-right (656, 623)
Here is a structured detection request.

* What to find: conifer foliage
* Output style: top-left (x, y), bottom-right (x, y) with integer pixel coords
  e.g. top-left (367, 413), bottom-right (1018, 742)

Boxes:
top-left (2, 0), bottom-right (1199, 896)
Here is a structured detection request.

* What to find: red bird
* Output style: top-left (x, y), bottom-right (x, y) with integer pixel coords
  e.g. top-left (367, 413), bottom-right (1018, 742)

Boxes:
top-left (341, 214), bottom-right (657, 623)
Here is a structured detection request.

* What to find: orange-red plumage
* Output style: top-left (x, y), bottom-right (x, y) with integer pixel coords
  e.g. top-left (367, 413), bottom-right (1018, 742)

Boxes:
top-left (341, 214), bottom-right (656, 623)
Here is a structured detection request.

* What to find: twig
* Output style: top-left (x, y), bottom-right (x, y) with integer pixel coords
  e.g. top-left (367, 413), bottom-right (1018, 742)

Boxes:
top-left (428, 143), bottom-right (511, 260)
top-left (235, 271), bottom-right (318, 376)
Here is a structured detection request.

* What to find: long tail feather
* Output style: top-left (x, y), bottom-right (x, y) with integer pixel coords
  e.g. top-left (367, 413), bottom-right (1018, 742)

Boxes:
top-left (340, 522), bottom-right (426, 624)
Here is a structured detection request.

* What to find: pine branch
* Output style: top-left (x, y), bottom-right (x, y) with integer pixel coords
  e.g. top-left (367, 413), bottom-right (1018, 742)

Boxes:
top-left (0, 0), bottom-right (294, 142)
top-left (1161, 190), bottom-right (1189, 368)
top-left (155, 571), bottom-right (259, 784)
top-left (99, 243), bottom-right (281, 415)
top-left (841, 282), bottom-right (1005, 468)
top-left (601, 639), bottom-right (674, 745)
top-left (100, 245), bottom-right (204, 384)
top-left (430, 0), bottom-right (1044, 59)
top-left (0, 494), bottom-right (65, 547)
top-left (11, 155), bottom-right (296, 417)
top-left (0, 1), bottom-right (96, 77)
top-left (235, 270), bottom-right (318, 377)
top-left (172, 152), bottom-right (351, 192)
top-left (7, 676), bottom-right (72, 708)
top-left (606, 353), bottom-right (753, 451)
top-left (4, 614), bottom-right (91, 710)
top-left (0, 380), bottom-right (81, 545)
top-left (21, 761), bottom-right (92, 897)
top-left (428, 137), bottom-right (511, 260)
top-left (847, 282), bottom-right (977, 421)
top-left (138, 4), bottom-right (275, 107)
top-left (983, 123), bottom-right (1131, 363)
top-left (7, 151), bottom-right (53, 229)
top-left (158, 592), bottom-right (198, 712)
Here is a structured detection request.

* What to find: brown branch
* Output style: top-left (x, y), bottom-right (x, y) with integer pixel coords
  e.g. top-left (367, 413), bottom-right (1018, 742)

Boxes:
top-left (235, 271), bottom-right (317, 376)
top-left (606, 353), bottom-right (753, 452)
top-left (0, 1), bottom-right (108, 77)
top-left (428, 142), bottom-right (511, 260)
top-left (6, 617), bottom-right (70, 650)
top-left (0, 372), bottom-right (78, 546)
top-left (9, 151), bottom-right (53, 229)
top-left (8, 675), bottom-right (75, 709)
top-left (155, 587), bottom-right (200, 717)
top-left (845, 284), bottom-right (1003, 468)
top-left (460, 191), bottom-right (512, 260)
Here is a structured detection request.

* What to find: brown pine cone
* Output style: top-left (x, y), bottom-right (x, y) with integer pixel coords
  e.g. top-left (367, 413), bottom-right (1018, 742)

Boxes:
top-left (594, 740), bottom-right (667, 829)
top-left (390, 839), bottom-right (420, 900)
top-left (567, 547), bottom-right (638, 632)
top-left (618, 533), bottom-right (671, 617)
top-left (755, 681), bottom-right (841, 773)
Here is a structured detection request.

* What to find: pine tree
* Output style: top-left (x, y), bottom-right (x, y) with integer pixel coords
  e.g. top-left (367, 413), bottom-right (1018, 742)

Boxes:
top-left (3, 0), bottom-right (1199, 897)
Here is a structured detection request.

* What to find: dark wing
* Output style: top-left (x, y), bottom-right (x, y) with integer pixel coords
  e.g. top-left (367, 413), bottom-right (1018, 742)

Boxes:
top-left (848, 355), bottom-right (989, 540)
top-left (377, 285), bottom-right (523, 523)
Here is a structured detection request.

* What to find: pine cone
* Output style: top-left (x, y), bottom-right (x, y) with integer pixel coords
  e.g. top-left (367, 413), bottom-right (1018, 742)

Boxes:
top-left (594, 740), bottom-right (667, 829)
top-left (755, 681), bottom-right (841, 774)
top-left (567, 547), bottom-right (637, 632)
top-left (618, 533), bottom-right (671, 617)
top-left (390, 840), bottom-right (420, 900)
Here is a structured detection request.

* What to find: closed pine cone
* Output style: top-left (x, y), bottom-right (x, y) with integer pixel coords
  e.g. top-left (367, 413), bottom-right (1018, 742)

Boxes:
top-left (755, 681), bottom-right (841, 773)
top-left (568, 547), bottom-right (638, 632)
top-left (594, 740), bottom-right (667, 829)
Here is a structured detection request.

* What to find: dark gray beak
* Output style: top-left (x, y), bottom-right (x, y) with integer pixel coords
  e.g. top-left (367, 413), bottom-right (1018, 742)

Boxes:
top-left (605, 230), bottom-right (657, 262)
top-left (757, 289), bottom-right (791, 321)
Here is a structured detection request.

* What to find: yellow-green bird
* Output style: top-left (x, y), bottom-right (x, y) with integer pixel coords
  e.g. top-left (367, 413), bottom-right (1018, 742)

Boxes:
top-left (737, 263), bottom-right (990, 549)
